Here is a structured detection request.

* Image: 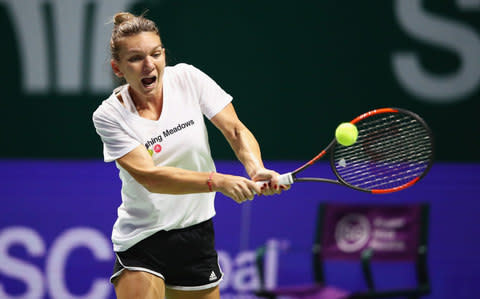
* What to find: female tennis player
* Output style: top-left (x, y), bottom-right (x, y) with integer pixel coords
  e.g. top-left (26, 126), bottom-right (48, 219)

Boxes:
top-left (92, 11), bottom-right (287, 299)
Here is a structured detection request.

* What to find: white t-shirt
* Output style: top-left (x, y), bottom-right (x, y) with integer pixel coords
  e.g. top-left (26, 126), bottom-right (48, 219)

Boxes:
top-left (92, 63), bottom-right (232, 252)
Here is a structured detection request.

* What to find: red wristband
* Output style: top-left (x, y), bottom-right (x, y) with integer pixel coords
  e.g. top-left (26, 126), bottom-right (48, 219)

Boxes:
top-left (207, 172), bottom-right (214, 192)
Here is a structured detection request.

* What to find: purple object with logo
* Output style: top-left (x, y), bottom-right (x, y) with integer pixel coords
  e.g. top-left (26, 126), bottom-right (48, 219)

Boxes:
top-left (322, 204), bottom-right (422, 260)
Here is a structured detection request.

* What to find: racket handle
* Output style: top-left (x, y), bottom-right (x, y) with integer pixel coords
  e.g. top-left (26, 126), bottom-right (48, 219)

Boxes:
top-left (255, 172), bottom-right (294, 187)
top-left (278, 172), bottom-right (294, 185)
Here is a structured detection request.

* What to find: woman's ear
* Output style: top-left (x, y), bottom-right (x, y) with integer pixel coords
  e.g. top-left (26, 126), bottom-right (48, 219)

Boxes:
top-left (111, 59), bottom-right (124, 78)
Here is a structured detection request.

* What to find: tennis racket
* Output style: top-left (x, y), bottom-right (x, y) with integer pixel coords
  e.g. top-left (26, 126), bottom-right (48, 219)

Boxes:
top-left (270, 108), bottom-right (434, 194)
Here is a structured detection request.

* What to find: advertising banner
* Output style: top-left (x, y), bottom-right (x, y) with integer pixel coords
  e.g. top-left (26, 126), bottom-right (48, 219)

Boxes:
top-left (0, 160), bottom-right (479, 299)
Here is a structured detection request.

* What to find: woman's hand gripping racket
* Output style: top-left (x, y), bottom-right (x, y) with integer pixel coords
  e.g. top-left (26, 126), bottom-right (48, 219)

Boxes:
top-left (268, 108), bottom-right (434, 194)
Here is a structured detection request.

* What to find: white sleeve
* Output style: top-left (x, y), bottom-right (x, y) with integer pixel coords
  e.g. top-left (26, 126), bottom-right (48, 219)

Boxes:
top-left (92, 107), bottom-right (140, 162)
top-left (186, 64), bottom-right (233, 119)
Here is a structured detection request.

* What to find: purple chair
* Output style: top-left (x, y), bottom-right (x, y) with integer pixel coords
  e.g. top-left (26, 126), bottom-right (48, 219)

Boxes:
top-left (255, 203), bottom-right (430, 299)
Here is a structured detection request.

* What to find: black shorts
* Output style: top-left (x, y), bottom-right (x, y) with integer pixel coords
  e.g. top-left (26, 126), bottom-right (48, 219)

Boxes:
top-left (111, 219), bottom-right (223, 290)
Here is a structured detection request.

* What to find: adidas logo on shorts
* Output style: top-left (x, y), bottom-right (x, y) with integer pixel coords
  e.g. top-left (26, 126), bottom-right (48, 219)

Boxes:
top-left (209, 271), bottom-right (217, 281)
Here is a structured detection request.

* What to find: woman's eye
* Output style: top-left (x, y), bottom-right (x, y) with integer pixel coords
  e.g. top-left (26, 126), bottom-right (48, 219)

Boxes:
top-left (128, 56), bottom-right (143, 62)
top-left (152, 52), bottom-right (162, 58)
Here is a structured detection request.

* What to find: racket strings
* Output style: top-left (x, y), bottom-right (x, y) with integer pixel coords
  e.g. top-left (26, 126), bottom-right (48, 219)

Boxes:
top-left (337, 148), bottom-right (431, 189)
top-left (364, 167), bottom-right (425, 189)
top-left (333, 113), bottom-right (433, 190)
top-left (337, 132), bottom-right (431, 167)
top-left (335, 122), bottom-right (431, 169)
top-left (335, 125), bottom-right (429, 159)
top-left (340, 160), bottom-right (429, 189)
top-left (335, 116), bottom-right (418, 155)
top-left (338, 145), bottom-right (431, 183)
top-left (353, 114), bottom-right (410, 141)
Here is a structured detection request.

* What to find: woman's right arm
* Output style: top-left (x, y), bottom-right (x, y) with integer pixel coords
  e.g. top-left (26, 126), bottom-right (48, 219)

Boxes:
top-left (116, 145), bottom-right (262, 203)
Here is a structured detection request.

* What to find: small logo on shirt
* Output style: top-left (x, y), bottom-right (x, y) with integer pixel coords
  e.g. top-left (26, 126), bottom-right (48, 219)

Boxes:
top-left (146, 144), bottom-right (163, 156)
top-left (209, 271), bottom-right (217, 281)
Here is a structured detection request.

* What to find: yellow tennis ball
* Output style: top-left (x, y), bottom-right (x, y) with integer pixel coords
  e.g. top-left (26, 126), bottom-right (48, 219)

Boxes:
top-left (335, 122), bottom-right (358, 146)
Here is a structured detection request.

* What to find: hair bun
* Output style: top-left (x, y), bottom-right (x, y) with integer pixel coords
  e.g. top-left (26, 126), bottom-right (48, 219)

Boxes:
top-left (113, 12), bottom-right (135, 26)
top-left (110, 11), bottom-right (160, 61)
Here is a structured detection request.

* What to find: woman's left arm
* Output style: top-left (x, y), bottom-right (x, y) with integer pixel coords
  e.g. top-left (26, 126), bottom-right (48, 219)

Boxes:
top-left (210, 103), bottom-right (286, 193)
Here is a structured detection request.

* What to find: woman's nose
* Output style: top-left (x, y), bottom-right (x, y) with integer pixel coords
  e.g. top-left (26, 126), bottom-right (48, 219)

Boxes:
top-left (143, 56), bottom-right (154, 71)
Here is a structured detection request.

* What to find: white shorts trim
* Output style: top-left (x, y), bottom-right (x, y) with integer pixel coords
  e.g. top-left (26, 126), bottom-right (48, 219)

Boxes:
top-left (110, 253), bottom-right (166, 283)
top-left (165, 255), bottom-right (224, 291)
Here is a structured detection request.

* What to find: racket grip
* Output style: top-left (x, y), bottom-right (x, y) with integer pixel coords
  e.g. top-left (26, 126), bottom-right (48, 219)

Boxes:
top-left (278, 172), bottom-right (294, 185)
top-left (255, 172), bottom-right (294, 187)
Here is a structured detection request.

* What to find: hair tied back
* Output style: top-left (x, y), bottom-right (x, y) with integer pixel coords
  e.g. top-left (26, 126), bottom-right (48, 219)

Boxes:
top-left (113, 12), bottom-right (135, 26)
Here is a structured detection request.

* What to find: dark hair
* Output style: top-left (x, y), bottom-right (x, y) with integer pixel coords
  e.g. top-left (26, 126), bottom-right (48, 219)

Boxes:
top-left (110, 12), bottom-right (160, 60)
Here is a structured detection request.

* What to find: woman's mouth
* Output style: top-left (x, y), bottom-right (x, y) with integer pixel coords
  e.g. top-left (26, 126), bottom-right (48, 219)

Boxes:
top-left (141, 76), bottom-right (157, 88)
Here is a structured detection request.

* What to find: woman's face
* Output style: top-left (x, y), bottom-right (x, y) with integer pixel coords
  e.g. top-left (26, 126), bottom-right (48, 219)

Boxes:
top-left (112, 31), bottom-right (165, 99)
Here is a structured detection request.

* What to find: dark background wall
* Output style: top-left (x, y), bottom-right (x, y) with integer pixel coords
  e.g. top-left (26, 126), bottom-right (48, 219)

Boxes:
top-left (0, 0), bottom-right (478, 161)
